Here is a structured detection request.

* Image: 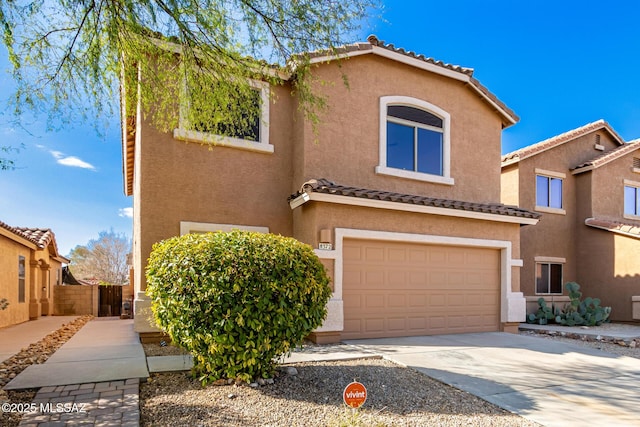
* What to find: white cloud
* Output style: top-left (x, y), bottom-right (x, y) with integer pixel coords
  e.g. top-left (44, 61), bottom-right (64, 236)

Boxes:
top-left (56, 155), bottom-right (96, 170)
top-left (47, 150), bottom-right (96, 170)
top-left (118, 207), bottom-right (133, 218)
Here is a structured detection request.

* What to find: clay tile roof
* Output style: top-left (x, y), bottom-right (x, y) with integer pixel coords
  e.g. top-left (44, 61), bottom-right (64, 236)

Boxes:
top-left (585, 218), bottom-right (640, 239)
top-left (305, 35), bottom-right (474, 76)
top-left (0, 220), bottom-right (33, 244)
top-left (365, 35), bottom-right (475, 76)
top-left (289, 178), bottom-right (540, 220)
top-left (501, 120), bottom-right (625, 166)
top-left (0, 220), bottom-right (61, 254)
top-left (572, 139), bottom-right (640, 174)
top-left (14, 227), bottom-right (56, 250)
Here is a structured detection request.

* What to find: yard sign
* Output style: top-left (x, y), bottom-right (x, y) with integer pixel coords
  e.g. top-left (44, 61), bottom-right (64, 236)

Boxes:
top-left (343, 381), bottom-right (367, 408)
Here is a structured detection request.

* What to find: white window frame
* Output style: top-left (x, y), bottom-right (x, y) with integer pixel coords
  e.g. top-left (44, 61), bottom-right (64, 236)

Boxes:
top-left (180, 221), bottom-right (269, 236)
top-left (535, 168), bottom-right (566, 215)
top-left (376, 96), bottom-right (453, 185)
top-left (534, 256), bottom-right (565, 295)
top-left (173, 80), bottom-right (272, 154)
top-left (623, 179), bottom-right (640, 220)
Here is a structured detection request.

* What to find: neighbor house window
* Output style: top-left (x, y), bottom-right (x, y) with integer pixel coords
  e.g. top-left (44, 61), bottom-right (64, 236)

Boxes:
top-left (536, 262), bottom-right (563, 294)
top-left (18, 256), bottom-right (25, 303)
top-left (624, 184), bottom-right (640, 217)
top-left (173, 79), bottom-right (272, 153)
top-left (376, 96), bottom-right (453, 185)
top-left (535, 169), bottom-right (565, 214)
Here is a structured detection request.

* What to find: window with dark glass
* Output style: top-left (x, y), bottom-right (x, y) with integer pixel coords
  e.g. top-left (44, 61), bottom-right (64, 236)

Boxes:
top-left (536, 175), bottom-right (563, 209)
top-left (187, 83), bottom-right (261, 142)
top-left (535, 262), bottom-right (563, 294)
top-left (18, 256), bottom-right (25, 303)
top-left (625, 185), bottom-right (639, 216)
top-left (386, 105), bottom-right (444, 176)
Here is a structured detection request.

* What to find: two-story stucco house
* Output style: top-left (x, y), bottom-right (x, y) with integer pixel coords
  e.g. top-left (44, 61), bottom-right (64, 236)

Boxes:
top-left (501, 120), bottom-right (640, 321)
top-left (122, 36), bottom-right (539, 343)
top-left (0, 220), bottom-right (68, 329)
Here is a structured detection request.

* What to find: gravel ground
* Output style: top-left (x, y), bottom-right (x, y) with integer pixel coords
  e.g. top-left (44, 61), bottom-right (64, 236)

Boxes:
top-left (519, 329), bottom-right (640, 358)
top-left (141, 329), bottom-right (640, 427)
top-left (0, 315), bottom-right (93, 427)
top-left (140, 358), bottom-right (540, 427)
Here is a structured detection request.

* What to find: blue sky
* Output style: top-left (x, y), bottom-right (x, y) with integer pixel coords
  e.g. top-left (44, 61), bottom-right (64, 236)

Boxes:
top-left (2, 0), bottom-right (640, 255)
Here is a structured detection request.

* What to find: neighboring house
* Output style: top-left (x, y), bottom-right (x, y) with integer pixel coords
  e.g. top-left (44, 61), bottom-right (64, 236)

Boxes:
top-left (501, 120), bottom-right (640, 321)
top-left (0, 220), bottom-right (69, 329)
top-left (122, 35), bottom-right (539, 343)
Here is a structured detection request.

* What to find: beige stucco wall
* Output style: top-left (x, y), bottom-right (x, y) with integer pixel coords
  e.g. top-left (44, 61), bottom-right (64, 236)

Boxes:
top-left (0, 236), bottom-right (32, 329)
top-left (575, 227), bottom-right (640, 321)
top-left (133, 83), bottom-right (296, 295)
top-left (54, 285), bottom-right (99, 316)
top-left (295, 55), bottom-right (506, 203)
top-left (589, 146), bottom-right (640, 221)
top-left (0, 235), bottom-right (64, 328)
top-left (500, 164), bottom-right (519, 206)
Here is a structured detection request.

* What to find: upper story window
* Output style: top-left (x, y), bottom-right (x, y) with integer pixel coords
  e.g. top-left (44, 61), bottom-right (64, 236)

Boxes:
top-left (624, 180), bottom-right (640, 218)
top-left (535, 169), bottom-right (566, 215)
top-left (376, 96), bottom-right (453, 185)
top-left (173, 80), bottom-right (272, 154)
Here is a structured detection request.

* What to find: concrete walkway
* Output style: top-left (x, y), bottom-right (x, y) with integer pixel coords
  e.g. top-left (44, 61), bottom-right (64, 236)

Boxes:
top-left (5, 318), bottom-right (148, 390)
top-left (344, 332), bottom-right (640, 427)
top-left (0, 316), bottom-right (80, 363)
top-left (3, 317), bottom-right (148, 427)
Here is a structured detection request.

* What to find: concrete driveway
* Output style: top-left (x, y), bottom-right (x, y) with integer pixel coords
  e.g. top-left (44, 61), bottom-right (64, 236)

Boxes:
top-left (344, 332), bottom-right (640, 427)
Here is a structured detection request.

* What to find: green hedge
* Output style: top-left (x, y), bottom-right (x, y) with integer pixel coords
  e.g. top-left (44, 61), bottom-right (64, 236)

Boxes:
top-left (146, 230), bottom-right (332, 384)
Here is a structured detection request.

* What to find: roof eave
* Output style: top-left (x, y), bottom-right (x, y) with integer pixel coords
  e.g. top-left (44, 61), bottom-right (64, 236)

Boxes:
top-left (308, 44), bottom-right (518, 127)
top-left (0, 227), bottom-right (38, 249)
top-left (290, 191), bottom-right (539, 226)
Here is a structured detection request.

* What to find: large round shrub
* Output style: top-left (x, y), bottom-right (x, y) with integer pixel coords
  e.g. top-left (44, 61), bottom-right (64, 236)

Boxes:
top-left (146, 230), bottom-right (332, 384)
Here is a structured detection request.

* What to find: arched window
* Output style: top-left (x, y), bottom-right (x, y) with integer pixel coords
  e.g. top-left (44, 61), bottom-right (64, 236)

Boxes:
top-left (376, 96), bottom-right (453, 185)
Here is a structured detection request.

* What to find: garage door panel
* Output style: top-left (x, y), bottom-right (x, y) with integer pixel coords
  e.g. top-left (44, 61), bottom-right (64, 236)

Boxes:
top-left (365, 247), bottom-right (385, 261)
top-left (364, 294), bottom-right (384, 309)
top-left (342, 239), bottom-right (500, 339)
top-left (409, 294), bottom-right (427, 308)
top-left (365, 318), bottom-right (384, 333)
top-left (408, 317), bottom-right (427, 330)
top-left (388, 294), bottom-right (406, 308)
top-left (388, 317), bottom-right (406, 331)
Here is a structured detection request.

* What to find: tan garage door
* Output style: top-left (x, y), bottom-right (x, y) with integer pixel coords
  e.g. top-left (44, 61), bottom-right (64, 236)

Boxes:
top-left (342, 239), bottom-right (500, 339)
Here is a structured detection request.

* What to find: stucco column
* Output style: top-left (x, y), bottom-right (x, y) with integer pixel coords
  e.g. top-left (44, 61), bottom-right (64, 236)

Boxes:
top-left (133, 262), bottom-right (160, 334)
top-left (28, 259), bottom-right (41, 319)
top-left (39, 262), bottom-right (52, 315)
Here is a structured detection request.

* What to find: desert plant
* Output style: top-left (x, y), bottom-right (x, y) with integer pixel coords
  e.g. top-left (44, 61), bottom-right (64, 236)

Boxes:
top-left (526, 298), bottom-right (558, 324)
top-left (146, 230), bottom-right (332, 384)
top-left (555, 282), bottom-right (611, 326)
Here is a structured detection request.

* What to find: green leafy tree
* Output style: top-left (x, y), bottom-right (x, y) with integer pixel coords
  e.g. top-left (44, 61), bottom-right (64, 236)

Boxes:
top-left (68, 230), bottom-right (131, 285)
top-left (0, 0), bottom-right (378, 165)
top-left (146, 230), bottom-right (332, 384)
